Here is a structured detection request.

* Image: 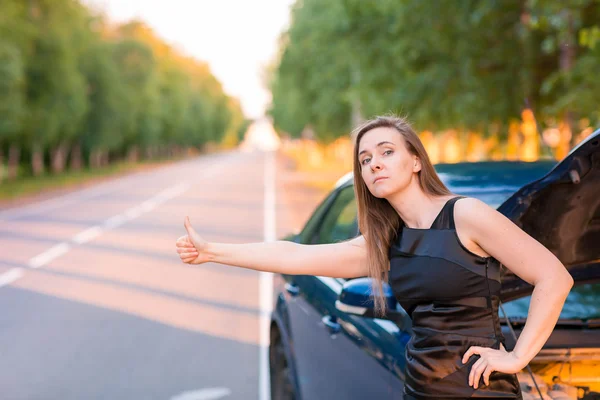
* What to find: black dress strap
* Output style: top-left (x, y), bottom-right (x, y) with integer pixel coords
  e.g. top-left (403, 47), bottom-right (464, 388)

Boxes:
top-left (446, 195), bottom-right (466, 229)
top-left (430, 196), bottom-right (466, 230)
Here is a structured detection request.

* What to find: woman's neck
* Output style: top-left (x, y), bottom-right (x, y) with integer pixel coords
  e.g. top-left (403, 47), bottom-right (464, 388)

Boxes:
top-left (386, 184), bottom-right (450, 229)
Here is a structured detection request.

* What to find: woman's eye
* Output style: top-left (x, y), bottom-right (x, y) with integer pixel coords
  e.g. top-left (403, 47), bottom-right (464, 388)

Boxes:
top-left (361, 158), bottom-right (371, 165)
top-left (384, 150), bottom-right (393, 155)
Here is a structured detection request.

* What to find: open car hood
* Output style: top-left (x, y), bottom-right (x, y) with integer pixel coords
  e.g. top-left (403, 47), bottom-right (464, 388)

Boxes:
top-left (498, 129), bottom-right (600, 302)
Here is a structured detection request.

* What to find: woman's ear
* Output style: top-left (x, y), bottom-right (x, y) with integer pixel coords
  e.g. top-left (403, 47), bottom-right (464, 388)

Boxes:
top-left (413, 157), bottom-right (422, 172)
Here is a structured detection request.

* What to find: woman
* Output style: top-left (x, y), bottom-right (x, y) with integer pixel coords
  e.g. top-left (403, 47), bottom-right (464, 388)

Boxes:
top-left (175, 115), bottom-right (573, 399)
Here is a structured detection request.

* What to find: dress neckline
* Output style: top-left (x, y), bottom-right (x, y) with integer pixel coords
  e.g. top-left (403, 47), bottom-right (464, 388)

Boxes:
top-left (403, 195), bottom-right (459, 231)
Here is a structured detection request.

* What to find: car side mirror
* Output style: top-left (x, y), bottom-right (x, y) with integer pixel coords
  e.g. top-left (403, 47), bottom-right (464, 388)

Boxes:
top-left (335, 277), bottom-right (410, 327)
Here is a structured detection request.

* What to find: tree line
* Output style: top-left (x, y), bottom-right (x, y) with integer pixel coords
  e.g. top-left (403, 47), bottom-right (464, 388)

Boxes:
top-left (268, 0), bottom-right (600, 156)
top-left (0, 0), bottom-right (248, 182)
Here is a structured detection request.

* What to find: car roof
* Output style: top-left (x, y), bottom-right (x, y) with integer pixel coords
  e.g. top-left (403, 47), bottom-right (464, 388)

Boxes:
top-left (332, 160), bottom-right (557, 193)
top-left (334, 171), bottom-right (354, 189)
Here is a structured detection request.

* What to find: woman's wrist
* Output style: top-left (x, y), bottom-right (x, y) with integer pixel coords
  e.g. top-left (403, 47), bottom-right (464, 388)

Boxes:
top-left (204, 242), bottom-right (218, 263)
top-left (509, 350), bottom-right (529, 370)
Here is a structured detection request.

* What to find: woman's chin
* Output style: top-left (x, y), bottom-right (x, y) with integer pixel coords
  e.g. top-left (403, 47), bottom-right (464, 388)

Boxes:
top-left (369, 186), bottom-right (394, 199)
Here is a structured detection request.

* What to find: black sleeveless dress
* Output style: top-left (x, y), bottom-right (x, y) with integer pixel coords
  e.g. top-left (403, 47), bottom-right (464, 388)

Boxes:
top-left (388, 196), bottom-right (522, 399)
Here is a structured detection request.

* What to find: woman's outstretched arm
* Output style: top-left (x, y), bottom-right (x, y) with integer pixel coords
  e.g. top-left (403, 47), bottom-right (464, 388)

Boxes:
top-left (175, 216), bottom-right (368, 279)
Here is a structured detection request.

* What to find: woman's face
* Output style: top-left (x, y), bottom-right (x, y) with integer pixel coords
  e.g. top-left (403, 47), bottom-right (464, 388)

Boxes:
top-left (357, 127), bottom-right (420, 198)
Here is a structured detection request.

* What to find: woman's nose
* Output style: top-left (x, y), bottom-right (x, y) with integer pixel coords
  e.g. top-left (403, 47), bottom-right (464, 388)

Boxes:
top-left (370, 157), bottom-right (382, 171)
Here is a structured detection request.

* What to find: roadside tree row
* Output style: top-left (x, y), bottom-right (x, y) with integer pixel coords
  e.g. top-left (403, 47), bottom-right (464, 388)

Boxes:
top-left (0, 0), bottom-right (247, 181)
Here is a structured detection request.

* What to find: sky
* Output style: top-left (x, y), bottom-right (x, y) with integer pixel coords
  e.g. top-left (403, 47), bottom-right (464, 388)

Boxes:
top-left (84, 0), bottom-right (296, 119)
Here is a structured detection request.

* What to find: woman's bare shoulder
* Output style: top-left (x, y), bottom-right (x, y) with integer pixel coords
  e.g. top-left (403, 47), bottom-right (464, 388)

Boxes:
top-left (453, 196), bottom-right (496, 222)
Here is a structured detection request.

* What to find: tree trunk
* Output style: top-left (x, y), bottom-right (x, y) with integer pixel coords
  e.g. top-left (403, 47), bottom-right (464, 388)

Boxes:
top-left (0, 149), bottom-right (4, 183)
top-left (88, 149), bottom-right (94, 169)
top-left (559, 9), bottom-right (576, 148)
top-left (70, 142), bottom-right (82, 171)
top-left (31, 144), bottom-right (44, 176)
top-left (127, 145), bottom-right (139, 163)
top-left (145, 146), bottom-right (153, 160)
top-left (350, 62), bottom-right (363, 128)
top-left (51, 141), bottom-right (69, 174)
top-left (89, 148), bottom-right (100, 169)
top-left (520, 3), bottom-right (535, 111)
top-left (7, 144), bottom-right (20, 180)
top-left (101, 150), bottom-right (109, 167)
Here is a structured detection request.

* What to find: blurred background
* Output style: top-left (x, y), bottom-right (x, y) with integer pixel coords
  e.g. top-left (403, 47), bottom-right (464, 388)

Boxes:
top-left (0, 1), bottom-right (599, 399)
top-left (0, 0), bottom-right (598, 197)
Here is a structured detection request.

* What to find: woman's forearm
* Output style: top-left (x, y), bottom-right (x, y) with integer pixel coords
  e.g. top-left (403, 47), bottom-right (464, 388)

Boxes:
top-left (205, 237), bottom-right (368, 278)
top-left (207, 240), bottom-right (301, 273)
top-left (510, 270), bottom-right (573, 367)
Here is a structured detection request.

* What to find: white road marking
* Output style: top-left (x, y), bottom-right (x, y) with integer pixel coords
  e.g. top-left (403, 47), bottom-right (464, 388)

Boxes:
top-left (0, 268), bottom-right (24, 288)
top-left (124, 206), bottom-right (143, 220)
top-left (140, 199), bottom-right (157, 212)
top-left (28, 243), bottom-right (71, 269)
top-left (169, 388), bottom-right (231, 400)
top-left (0, 169), bottom-right (149, 223)
top-left (104, 214), bottom-right (127, 229)
top-left (259, 150), bottom-right (276, 400)
top-left (0, 180), bottom-right (193, 288)
top-left (72, 226), bottom-right (104, 244)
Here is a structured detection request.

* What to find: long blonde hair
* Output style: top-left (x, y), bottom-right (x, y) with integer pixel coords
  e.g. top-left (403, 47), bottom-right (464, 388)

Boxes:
top-left (352, 115), bottom-right (452, 316)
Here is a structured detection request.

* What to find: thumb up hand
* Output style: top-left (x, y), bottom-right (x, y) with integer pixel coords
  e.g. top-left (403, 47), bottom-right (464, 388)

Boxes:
top-left (176, 216), bottom-right (209, 265)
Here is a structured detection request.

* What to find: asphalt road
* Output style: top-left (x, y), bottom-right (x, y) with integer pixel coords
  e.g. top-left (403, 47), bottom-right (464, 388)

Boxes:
top-left (0, 150), bottom-right (326, 400)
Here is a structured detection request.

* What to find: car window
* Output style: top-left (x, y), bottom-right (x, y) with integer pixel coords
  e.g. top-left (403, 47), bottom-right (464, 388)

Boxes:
top-left (297, 190), bottom-right (339, 244)
top-left (501, 281), bottom-right (600, 320)
top-left (312, 186), bottom-right (358, 245)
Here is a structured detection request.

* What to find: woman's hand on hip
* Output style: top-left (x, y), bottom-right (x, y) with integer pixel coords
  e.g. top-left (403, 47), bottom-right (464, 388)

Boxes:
top-left (462, 343), bottom-right (525, 389)
top-left (175, 216), bottom-right (209, 265)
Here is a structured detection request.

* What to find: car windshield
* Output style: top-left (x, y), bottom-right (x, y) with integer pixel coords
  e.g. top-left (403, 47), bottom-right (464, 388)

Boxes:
top-left (500, 282), bottom-right (600, 321)
top-left (435, 160), bottom-right (556, 208)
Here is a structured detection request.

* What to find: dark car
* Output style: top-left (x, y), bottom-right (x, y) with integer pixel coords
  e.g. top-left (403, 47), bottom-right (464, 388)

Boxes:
top-left (269, 129), bottom-right (600, 400)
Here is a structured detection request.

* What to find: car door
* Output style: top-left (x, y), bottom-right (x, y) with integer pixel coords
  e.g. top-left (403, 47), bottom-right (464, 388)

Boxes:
top-left (285, 185), bottom-right (410, 399)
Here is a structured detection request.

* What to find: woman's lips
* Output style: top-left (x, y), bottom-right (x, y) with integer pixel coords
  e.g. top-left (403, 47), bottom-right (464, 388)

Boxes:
top-left (373, 177), bottom-right (388, 183)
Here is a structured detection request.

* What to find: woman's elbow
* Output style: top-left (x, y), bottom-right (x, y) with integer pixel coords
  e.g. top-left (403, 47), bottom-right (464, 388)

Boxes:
top-left (564, 270), bottom-right (575, 290)
top-left (537, 263), bottom-right (573, 293)
top-left (554, 266), bottom-right (574, 295)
